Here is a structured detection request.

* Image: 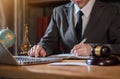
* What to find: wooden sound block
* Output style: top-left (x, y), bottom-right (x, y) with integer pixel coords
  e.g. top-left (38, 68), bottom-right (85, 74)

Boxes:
top-left (86, 56), bottom-right (120, 66)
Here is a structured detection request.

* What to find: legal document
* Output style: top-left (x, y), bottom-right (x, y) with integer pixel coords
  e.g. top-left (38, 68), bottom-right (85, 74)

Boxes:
top-left (49, 62), bottom-right (88, 66)
top-left (48, 53), bottom-right (90, 60)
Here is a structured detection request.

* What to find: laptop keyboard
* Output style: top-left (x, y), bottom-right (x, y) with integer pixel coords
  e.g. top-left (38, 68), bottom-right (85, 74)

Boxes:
top-left (14, 56), bottom-right (62, 65)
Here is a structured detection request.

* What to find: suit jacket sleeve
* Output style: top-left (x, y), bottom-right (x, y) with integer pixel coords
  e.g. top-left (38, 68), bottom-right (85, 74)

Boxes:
top-left (39, 8), bottom-right (61, 56)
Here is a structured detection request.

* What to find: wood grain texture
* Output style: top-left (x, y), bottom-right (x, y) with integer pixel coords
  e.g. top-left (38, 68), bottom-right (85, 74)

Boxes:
top-left (0, 60), bottom-right (119, 79)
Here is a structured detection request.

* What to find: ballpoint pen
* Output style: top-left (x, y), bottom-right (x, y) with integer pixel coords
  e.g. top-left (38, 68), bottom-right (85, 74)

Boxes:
top-left (79, 38), bottom-right (87, 44)
top-left (70, 38), bottom-right (87, 54)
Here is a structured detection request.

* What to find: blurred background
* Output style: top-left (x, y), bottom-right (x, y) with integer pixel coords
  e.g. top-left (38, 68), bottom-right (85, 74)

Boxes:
top-left (0, 0), bottom-right (119, 55)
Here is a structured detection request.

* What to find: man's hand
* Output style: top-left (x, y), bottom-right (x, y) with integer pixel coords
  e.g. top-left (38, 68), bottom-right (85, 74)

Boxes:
top-left (71, 43), bottom-right (92, 56)
top-left (28, 45), bottom-right (46, 57)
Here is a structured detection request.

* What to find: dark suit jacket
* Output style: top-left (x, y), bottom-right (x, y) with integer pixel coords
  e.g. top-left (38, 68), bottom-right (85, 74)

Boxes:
top-left (39, 0), bottom-right (120, 56)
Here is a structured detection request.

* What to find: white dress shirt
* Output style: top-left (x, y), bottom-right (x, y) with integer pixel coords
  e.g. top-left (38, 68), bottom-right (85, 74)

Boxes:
top-left (73, 0), bottom-right (96, 36)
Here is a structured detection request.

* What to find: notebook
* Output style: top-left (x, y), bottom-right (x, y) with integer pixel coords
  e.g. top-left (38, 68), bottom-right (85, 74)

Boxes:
top-left (0, 43), bottom-right (62, 66)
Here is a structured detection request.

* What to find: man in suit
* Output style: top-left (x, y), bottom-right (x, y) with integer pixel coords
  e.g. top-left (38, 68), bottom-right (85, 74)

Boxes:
top-left (28, 0), bottom-right (120, 57)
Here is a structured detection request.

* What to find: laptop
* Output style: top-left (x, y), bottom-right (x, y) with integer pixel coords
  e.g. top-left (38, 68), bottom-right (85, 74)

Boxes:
top-left (0, 43), bottom-right (62, 66)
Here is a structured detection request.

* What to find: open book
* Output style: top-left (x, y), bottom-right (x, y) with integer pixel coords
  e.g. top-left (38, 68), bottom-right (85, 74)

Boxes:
top-left (48, 53), bottom-right (90, 60)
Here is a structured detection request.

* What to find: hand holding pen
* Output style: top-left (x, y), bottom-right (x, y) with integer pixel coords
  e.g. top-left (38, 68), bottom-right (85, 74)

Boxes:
top-left (71, 38), bottom-right (92, 56)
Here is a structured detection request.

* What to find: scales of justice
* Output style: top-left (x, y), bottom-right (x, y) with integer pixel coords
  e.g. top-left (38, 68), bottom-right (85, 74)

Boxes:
top-left (20, 24), bottom-right (31, 54)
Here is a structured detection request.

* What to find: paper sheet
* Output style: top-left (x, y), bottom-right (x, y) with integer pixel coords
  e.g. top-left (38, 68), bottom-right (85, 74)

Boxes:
top-left (48, 62), bottom-right (88, 66)
top-left (48, 53), bottom-right (90, 60)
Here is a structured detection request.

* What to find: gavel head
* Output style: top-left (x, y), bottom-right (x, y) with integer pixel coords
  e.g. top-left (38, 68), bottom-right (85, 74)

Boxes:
top-left (86, 45), bottom-right (119, 66)
top-left (92, 45), bottom-right (111, 57)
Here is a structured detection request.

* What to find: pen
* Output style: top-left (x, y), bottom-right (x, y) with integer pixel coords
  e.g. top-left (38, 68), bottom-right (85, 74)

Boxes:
top-left (70, 38), bottom-right (87, 54)
top-left (79, 38), bottom-right (87, 44)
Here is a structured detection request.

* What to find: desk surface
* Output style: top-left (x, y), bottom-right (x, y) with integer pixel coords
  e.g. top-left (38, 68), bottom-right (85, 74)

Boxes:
top-left (0, 60), bottom-right (119, 79)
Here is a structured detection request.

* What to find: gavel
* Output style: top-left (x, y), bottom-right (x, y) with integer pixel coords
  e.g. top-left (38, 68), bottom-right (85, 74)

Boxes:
top-left (86, 45), bottom-right (120, 66)
top-left (92, 46), bottom-right (111, 57)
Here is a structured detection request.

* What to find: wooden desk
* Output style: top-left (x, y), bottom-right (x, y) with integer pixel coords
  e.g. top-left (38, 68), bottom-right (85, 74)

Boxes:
top-left (0, 60), bottom-right (119, 79)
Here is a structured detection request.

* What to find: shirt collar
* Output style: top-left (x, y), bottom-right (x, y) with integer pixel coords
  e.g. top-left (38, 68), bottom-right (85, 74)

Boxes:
top-left (74, 0), bottom-right (96, 17)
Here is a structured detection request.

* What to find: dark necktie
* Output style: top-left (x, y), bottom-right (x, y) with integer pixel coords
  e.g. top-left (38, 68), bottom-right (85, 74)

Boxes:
top-left (76, 11), bottom-right (83, 42)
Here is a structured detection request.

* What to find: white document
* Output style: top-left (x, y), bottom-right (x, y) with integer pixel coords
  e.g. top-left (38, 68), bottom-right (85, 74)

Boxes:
top-left (48, 53), bottom-right (90, 60)
top-left (49, 62), bottom-right (88, 66)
